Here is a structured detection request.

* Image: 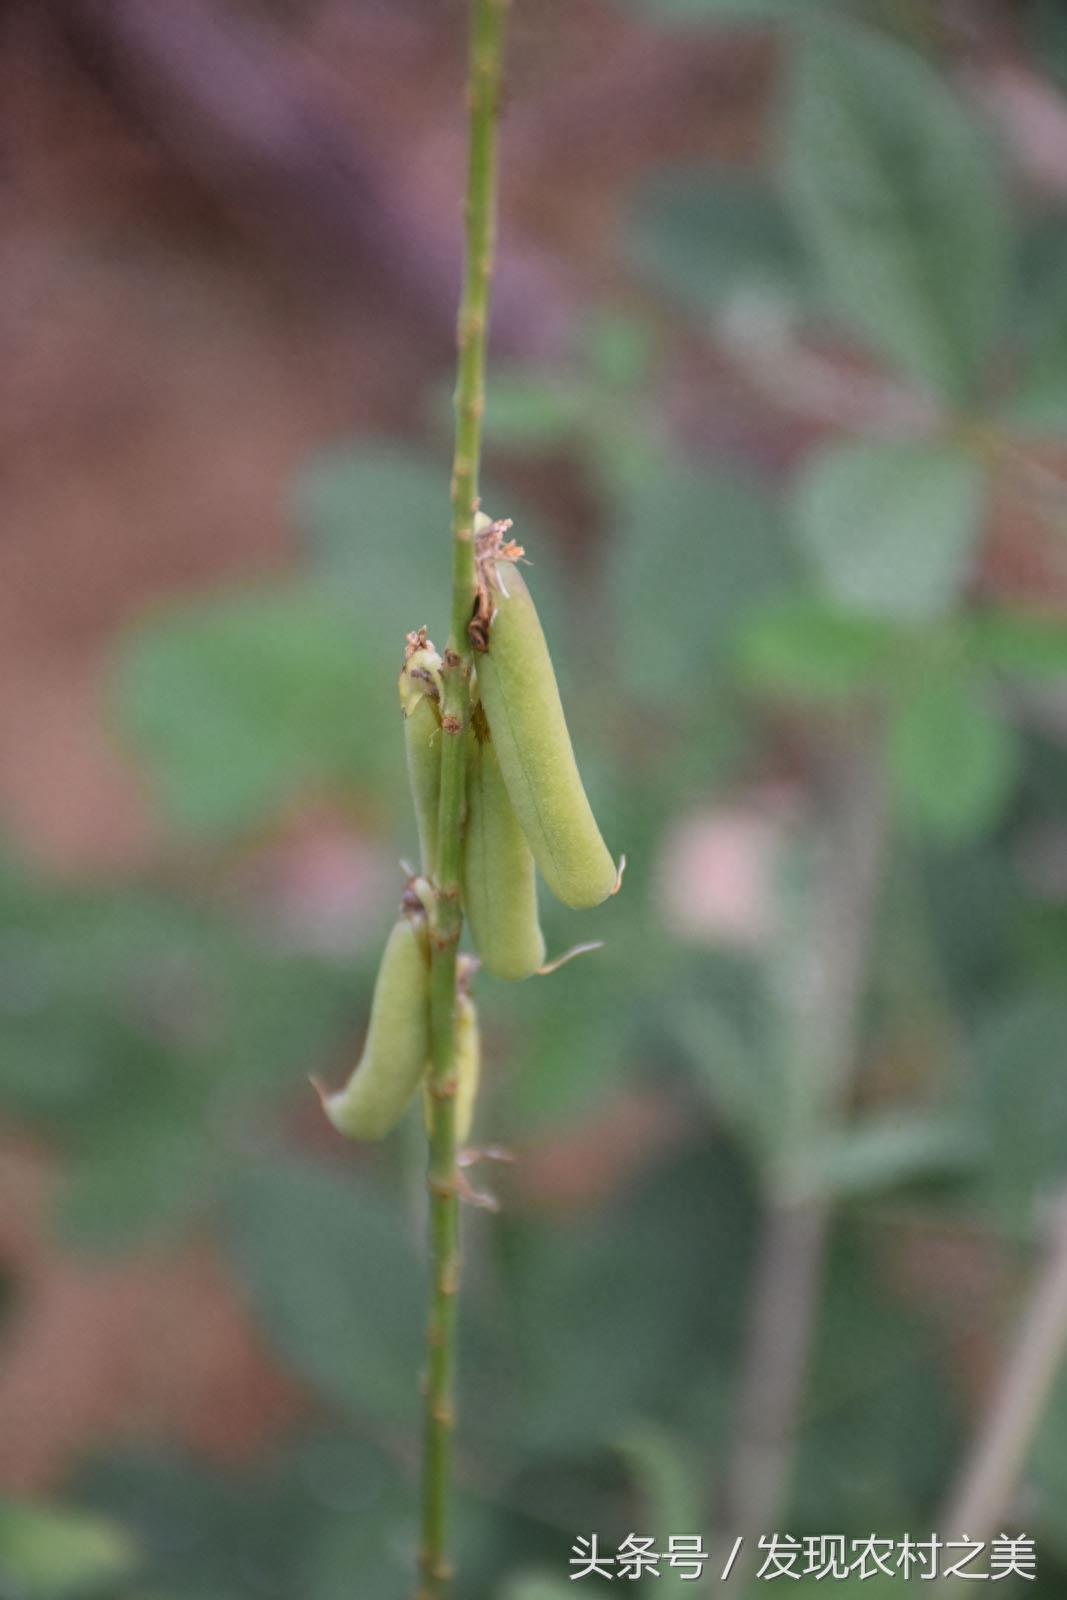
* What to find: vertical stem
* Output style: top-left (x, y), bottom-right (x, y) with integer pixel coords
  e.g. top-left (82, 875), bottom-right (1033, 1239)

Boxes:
top-left (449, 0), bottom-right (508, 650)
top-left (418, 2), bottom-right (508, 1595)
top-left (937, 1190), bottom-right (1067, 1573)
top-left (726, 728), bottom-right (887, 1584)
top-left (726, 1196), bottom-right (831, 1569)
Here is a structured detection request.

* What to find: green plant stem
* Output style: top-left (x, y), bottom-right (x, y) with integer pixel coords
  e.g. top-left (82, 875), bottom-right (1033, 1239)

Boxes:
top-left (726, 726), bottom-right (887, 1586)
top-left (936, 1188), bottom-right (1067, 1591)
top-left (418, 1), bottom-right (508, 1595)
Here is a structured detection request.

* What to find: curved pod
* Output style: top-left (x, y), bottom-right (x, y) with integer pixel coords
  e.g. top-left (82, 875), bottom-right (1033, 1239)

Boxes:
top-left (318, 917), bottom-right (431, 1140)
top-left (400, 644), bottom-right (443, 876)
top-left (475, 562), bottom-right (616, 909)
top-left (463, 713), bottom-right (546, 980)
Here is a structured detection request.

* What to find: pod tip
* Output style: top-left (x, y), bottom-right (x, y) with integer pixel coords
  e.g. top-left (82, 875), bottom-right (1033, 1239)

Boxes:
top-left (611, 854), bottom-right (628, 896)
top-left (309, 1074), bottom-right (337, 1124)
top-left (537, 940), bottom-right (605, 977)
top-left (311, 1075), bottom-right (372, 1141)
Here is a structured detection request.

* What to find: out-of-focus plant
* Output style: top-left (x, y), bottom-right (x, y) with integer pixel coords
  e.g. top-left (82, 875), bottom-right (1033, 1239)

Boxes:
top-left (623, 5), bottom-right (1067, 1574)
top-left (9, 3), bottom-right (1067, 1598)
top-left (0, 1498), bottom-right (135, 1599)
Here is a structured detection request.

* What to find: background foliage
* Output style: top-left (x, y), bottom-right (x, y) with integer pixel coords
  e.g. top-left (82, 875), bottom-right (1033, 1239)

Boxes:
top-left (4, 1), bottom-right (1067, 1595)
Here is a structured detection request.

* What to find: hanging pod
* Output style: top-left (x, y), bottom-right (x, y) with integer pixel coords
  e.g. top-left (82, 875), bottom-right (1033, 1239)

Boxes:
top-left (462, 700), bottom-right (546, 980)
top-left (400, 634), bottom-right (444, 876)
top-left (423, 988), bottom-right (481, 1146)
top-left (316, 914), bottom-right (431, 1140)
top-left (472, 550), bottom-right (617, 910)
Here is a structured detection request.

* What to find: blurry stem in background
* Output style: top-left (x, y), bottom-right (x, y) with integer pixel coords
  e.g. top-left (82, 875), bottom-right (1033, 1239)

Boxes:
top-left (962, 424), bottom-right (1067, 560)
top-left (725, 728), bottom-right (888, 1582)
top-left (937, 1190), bottom-right (1067, 1575)
top-left (418, 1), bottom-right (509, 1598)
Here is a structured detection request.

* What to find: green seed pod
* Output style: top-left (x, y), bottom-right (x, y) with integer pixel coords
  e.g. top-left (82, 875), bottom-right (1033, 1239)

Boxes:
top-left (423, 990), bottom-right (481, 1146)
top-left (463, 703), bottom-right (546, 980)
top-left (473, 559), bottom-right (617, 909)
top-left (316, 916), bottom-right (431, 1141)
top-left (400, 637), bottom-right (443, 875)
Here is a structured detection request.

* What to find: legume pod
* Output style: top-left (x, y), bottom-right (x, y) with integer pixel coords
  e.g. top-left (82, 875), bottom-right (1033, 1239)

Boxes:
top-left (475, 560), bottom-right (616, 909)
top-left (400, 640), bottom-right (443, 876)
top-left (318, 916), bottom-right (431, 1140)
top-left (462, 704), bottom-right (546, 979)
top-left (423, 989), bottom-right (481, 1145)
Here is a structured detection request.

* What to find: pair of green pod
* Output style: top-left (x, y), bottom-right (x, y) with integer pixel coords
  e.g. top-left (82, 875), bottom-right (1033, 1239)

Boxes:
top-left (405, 556), bottom-right (616, 983)
top-left (317, 916), bottom-right (480, 1144)
top-left (320, 546), bottom-right (615, 1143)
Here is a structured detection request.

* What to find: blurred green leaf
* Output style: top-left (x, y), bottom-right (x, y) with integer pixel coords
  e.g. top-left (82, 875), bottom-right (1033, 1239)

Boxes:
top-left (619, 1425), bottom-right (702, 1593)
top-left (0, 869), bottom-right (361, 1250)
top-left (78, 1448), bottom-right (331, 1600)
top-left (221, 1159), bottom-right (423, 1424)
top-left (738, 598), bottom-right (898, 698)
top-left (293, 1437), bottom-right (412, 1600)
top-left (971, 994), bottom-right (1067, 1231)
top-left (919, 845), bottom-right (1019, 1006)
top-left (201, 945), bottom-right (356, 1105)
top-left (0, 875), bottom-right (184, 1127)
top-left (1010, 346), bottom-right (1067, 433)
top-left (299, 1514), bottom-right (411, 1600)
top-left (810, 1112), bottom-right (980, 1200)
top-left (0, 1499), bottom-right (136, 1598)
top-left (797, 1229), bottom-right (960, 1531)
top-left (498, 1579), bottom-right (572, 1600)
top-left (971, 610), bottom-right (1067, 676)
top-left (673, 988), bottom-right (783, 1170)
top-left (502, 1148), bottom-right (754, 1454)
top-left (1029, 0), bottom-right (1067, 97)
top-left (1018, 214), bottom-right (1067, 305)
top-left (296, 441), bottom-right (544, 639)
top-left (56, 1103), bottom-right (211, 1256)
top-left (627, 0), bottom-right (829, 22)
top-left (782, 27), bottom-right (1009, 399)
top-left (1007, 258), bottom-right (1067, 429)
top-left (481, 373), bottom-right (589, 450)
top-left (1010, 219), bottom-right (1067, 437)
top-left (294, 442), bottom-right (450, 637)
top-left (610, 462), bottom-right (791, 703)
top-left (627, 170), bottom-right (807, 315)
top-left (114, 583), bottom-right (373, 835)
top-left (580, 311), bottom-right (656, 389)
top-left (792, 441), bottom-right (984, 622)
top-left (888, 671), bottom-right (1019, 840)
top-left (503, 939), bottom-right (641, 1132)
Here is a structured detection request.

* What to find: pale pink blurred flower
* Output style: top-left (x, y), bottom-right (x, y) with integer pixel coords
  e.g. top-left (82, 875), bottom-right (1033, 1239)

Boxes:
top-left (227, 819), bottom-right (395, 956)
top-left (656, 798), bottom-right (793, 948)
top-left (972, 62), bottom-right (1067, 198)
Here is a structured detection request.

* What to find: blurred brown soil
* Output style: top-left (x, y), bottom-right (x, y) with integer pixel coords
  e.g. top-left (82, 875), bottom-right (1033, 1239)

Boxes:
top-left (0, 1142), bottom-right (307, 1490)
